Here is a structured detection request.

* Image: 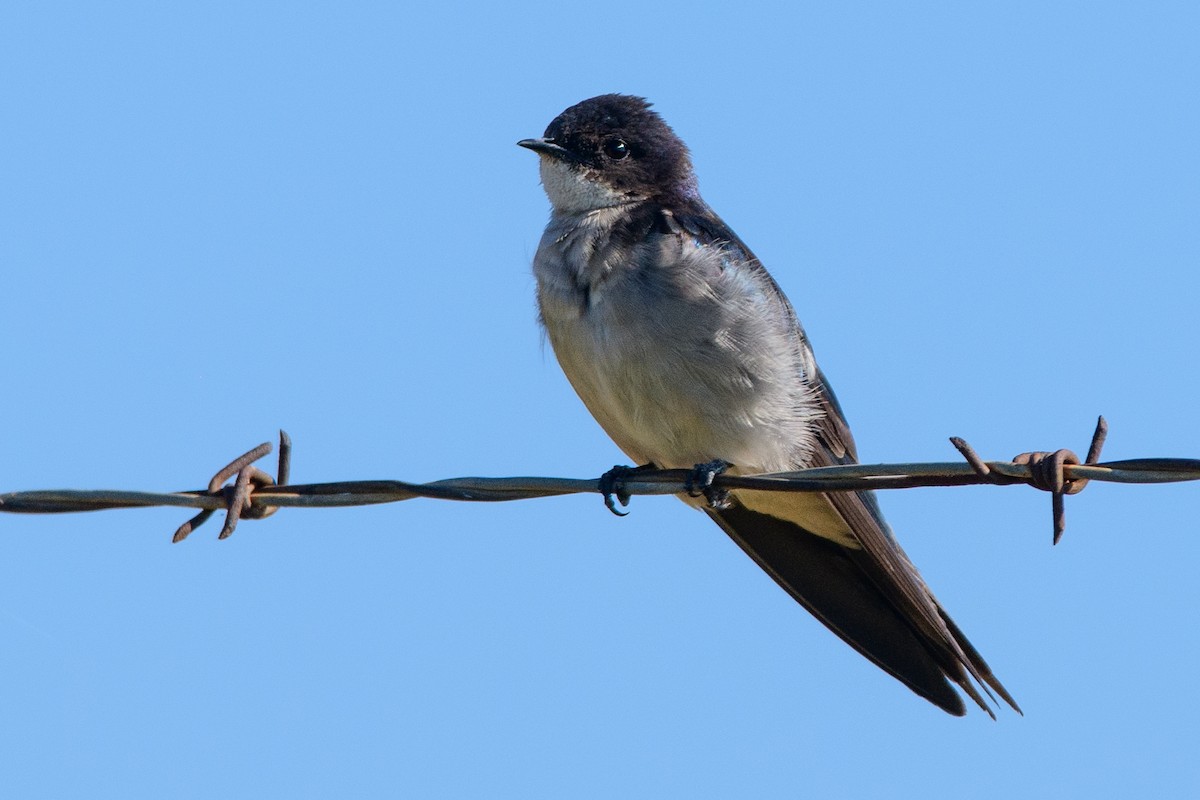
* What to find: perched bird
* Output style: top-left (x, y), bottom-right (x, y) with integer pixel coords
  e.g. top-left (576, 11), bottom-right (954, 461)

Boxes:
top-left (519, 94), bottom-right (1018, 716)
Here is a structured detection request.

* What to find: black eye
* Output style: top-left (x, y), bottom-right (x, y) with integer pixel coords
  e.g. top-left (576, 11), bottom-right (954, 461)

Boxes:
top-left (603, 139), bottom-right (629, 160)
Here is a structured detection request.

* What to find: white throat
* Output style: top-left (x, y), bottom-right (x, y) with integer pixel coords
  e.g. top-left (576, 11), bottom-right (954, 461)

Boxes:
top-left (538, 157), bottom-right (632, 215)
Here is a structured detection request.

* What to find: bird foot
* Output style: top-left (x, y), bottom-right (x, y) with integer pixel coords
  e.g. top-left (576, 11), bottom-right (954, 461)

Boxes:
top-left (685, 459), bottom-right (732, 510)
top-left (598, 464), bottom-right (655, 516)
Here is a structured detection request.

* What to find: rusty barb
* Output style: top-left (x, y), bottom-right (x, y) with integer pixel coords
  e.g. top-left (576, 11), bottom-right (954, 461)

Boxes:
top-left (171, 431), bottom-right (292, 543)
top-left (950, 416), bottom-right (1108, 545)
top-left (4, 416), bottom-right (1200, 545)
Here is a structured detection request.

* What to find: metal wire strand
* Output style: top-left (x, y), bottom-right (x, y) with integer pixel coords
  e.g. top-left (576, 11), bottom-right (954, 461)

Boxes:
top-left (3, 417), bottom-right (1197, 543)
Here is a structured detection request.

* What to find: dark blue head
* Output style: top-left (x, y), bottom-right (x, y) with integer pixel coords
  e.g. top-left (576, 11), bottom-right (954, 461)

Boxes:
top-left (519, 94), bottom-right (697, 208)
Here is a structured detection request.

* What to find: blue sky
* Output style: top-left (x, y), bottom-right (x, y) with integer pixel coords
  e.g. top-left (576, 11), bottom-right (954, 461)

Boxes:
top-left (3, 2), bottom-right (1198, 797)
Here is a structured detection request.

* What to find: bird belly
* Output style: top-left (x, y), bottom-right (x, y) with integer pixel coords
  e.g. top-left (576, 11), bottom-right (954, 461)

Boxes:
top-left (543, 298), bottom-right (791, 470)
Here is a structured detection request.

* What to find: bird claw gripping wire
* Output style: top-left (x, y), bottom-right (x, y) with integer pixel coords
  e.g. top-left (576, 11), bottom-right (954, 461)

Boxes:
top-left (172, 431), bottom-right (292, 542)
top-left (685, 459), bottom-right (733, 511)
top-left (598, 464), bottom-right (659, 516)
top-left (951, 416), bottom-right (1108, 545)
top-left (598, 459), bottom-right (733, 516)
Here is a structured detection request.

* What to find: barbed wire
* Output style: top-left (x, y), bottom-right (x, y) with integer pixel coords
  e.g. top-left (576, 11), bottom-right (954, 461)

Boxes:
top-left (3, 417), bottom-right (1199, 544)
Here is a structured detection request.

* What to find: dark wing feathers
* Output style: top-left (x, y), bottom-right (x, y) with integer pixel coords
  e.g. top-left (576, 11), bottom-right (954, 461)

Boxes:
top-left (665, 202), bottom-right (1018, 715)
top-left (705, 504), bottom-right (970, 715)
top-left (808, 343), bottom-right (1019, 715)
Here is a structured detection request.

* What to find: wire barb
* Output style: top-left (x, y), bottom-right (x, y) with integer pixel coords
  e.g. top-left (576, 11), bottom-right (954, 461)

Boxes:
top-left (952, 416), bottom-right (1109, 545)
top-left (171, 431), bottom-right (291, 543)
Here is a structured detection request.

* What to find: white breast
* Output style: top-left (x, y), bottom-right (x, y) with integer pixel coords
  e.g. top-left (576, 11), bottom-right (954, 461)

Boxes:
top-left (535, 218), bottom-right (820, 473)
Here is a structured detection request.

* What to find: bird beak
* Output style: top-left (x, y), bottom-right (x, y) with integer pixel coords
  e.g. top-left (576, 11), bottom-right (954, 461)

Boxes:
top-left (517, 138), bottom-right (573, 161)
